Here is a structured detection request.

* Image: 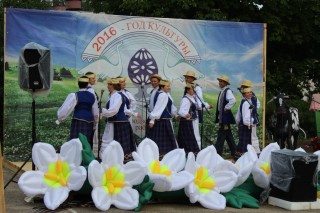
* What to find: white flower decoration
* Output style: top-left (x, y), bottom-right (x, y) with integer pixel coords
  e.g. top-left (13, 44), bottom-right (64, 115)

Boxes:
top-left (18, 139), bottom-right (87, 210)
top-left (132, 138), bottom-right (194, 192)
top-left (88, 140), bottom-right (147, 211)
top-left (252, 142), bottom-right (280, 189)
top-left (234, 144), bottom-right (258, 187)
top-left (184, 145), bottom-right (238, 210)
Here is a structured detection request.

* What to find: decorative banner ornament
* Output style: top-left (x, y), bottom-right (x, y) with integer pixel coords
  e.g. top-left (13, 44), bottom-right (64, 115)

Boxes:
top-left (128, 48), bottom-right (158, 86)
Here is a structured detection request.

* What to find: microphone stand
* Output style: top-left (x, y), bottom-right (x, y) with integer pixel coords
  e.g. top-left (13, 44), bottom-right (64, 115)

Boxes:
top-left (98, 89), bottom-right (104, 160)
top-left (140, 84), bottom-right (149, 138)
top-left (192, 86), bottom-right (211, 149)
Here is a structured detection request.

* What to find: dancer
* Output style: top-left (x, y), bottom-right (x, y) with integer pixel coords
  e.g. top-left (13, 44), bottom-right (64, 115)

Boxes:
top-left (235, 87), bottom-right (259, 158)
top-left (118, 76), bottom-right (141, 124)
top-left (148, 74), bottom-right (162, 112)
top-left (85, 72), bottom-right (100, 156)
top-left (177, 83), bottom-right (200, 154)
top-left (183, 70), bottom-right (213, 148)
top-left (146, 74), bottom-right (162, 136)
top-left (100, 78), bottom-right (136, 161)
top-left (148, 79), bottom-right (177, 156)
top-left (239, 79), bottom-right (261, 154)
top-left (214, 75), bottom-right (237, 158)
top-left (56, 76), bottom-right (99, 148)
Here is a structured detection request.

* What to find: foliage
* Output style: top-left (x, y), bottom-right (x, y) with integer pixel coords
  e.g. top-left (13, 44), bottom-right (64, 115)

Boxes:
top-left (305, 136), bottom-right (320, 152)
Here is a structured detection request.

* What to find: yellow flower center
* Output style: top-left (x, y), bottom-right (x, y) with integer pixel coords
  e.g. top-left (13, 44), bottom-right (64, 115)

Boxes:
top-left (260, 162), bottom-right (270, 175)
top-left (194, 166), bottom-right (216, 193)
top-left (102, 166), bottom-right (126, 194)
top-left (149, 160), bottom-right (171, 177)
top-left (43, 159), bottom-right (70, 188)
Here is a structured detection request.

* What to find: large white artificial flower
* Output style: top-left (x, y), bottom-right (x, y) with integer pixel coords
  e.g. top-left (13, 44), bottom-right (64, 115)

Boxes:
top-left (132, 138), bottom-right (194, 192)
top-left (18, 139), bottom-right (87, 210)
top-left (234, 144), bottom-right (258, 187)
top-left (184, 145), bottom-right (238, 210)
top-left (252, 142), bottom-right (280, 189)
top-left (88, 140), bottom-right (147, 211)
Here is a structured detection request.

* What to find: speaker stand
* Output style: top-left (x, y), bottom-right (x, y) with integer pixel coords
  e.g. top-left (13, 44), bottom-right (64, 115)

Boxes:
top-left (4, 94), bottom-right (36, 188)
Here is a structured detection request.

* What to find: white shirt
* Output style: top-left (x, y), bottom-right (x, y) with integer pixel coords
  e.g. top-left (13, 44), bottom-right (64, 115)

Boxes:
top-left (149, 91), bottom-right (177, 124)
top-left (121, 89), bottom-right (138, 117)
top-left (101, 91), bottom-right (122, 118)
top-left (178, 94), bottom-right (196, 118)
top-left (236, 99), bottom-right (254, 126)
top-left (194, 84), bottom-right (210, 110)
top-left (218, 86), bottom-right (236, 111)
top-left (57, 88), bottom-right (99, 123)
top-left (148, 86), bottom-right (159, 112)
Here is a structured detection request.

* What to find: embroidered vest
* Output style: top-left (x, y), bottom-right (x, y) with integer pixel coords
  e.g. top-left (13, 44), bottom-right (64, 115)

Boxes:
top-left (73, 91), bottom-right (95, 122)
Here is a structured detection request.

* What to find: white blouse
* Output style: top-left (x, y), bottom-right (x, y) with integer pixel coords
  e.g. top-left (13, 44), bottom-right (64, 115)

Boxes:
top-left (178, 94), bottom-right (196, 118)
top-left (236, 99), bottom-right (254, 127)
top-left (101, 91), bottom-right (122, 118)
top-left (57, 88), bottom-right (99, 123)
top-left (121, 89), bottom-right (138, 117)
top-left (194, 85), bottom-right (210, 110)
top-left (149, 91), bottom-right (177, 124)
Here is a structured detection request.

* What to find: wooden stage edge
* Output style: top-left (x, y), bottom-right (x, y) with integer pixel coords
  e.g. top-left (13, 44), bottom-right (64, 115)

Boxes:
top-left (2, 158), bottom-right (33, 174)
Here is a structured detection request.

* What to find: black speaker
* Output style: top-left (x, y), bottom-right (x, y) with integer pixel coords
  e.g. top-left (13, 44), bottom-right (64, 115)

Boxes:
top-left (24, 49), bottom-right (43, 90)
top-left (19, 42), bottom-right (52, 93)
top-left (270, 149), bottom-right (318, 202)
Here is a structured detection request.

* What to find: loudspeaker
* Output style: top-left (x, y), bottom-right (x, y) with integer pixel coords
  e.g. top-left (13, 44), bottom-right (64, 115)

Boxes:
top-left (19, 42), bottom-right (52, 93)
top-left (270, 149), bottom-right (318, 202)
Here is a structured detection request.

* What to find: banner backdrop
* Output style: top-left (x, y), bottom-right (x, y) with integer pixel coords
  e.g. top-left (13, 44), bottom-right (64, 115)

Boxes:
top-left (4, 8), bottom-right (266, 161)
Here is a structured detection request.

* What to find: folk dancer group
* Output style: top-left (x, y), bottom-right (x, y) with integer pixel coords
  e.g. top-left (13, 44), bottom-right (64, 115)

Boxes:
top-left (56, 71), bottom-right (260, 161)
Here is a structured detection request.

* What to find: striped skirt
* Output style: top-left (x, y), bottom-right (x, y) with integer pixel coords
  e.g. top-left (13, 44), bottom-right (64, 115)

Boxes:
top-left (236, 125), bottom-right (252, 154)
top-left (70, 119), bottom-right (94, 148)
top-left (177, 120), bottom-right (200, 154)
top-left (113, 122), bottom-right (137, 155)
top-left (148, 119), bottom-right (177, 155)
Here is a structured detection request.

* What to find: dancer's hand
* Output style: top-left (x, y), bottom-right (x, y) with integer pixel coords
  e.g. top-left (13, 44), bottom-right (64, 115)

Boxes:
top-left (149, 123), bottom-right (154, 128)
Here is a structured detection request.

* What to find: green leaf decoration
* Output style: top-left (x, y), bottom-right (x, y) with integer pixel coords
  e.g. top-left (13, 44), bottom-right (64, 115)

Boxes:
top-left (134, 175), bottom-right (155, 212)
top-left (237, 175), bottom-right (264, 199)
top-left (223, 187), bottom-right (259, 209)
top-left (78, 133), bottom-right (96, 166)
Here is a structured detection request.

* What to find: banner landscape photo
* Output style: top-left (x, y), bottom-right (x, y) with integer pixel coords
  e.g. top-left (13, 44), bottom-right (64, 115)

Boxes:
top-left (4, 8), bottom-right (265, 161)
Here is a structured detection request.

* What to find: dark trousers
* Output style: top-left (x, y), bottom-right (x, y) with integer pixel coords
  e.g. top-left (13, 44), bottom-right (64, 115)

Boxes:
top-left (215, 124), bottom-right (237, 156)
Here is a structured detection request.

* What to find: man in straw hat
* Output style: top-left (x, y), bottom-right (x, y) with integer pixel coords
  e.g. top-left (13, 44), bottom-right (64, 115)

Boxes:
top-left (148, 79), bottom-right (178, 156)
top-left (215, 75), bottom-right (237, 158)
top-left (184, 70), bottom-right (213, 148)
top-left (235, 87), bottom-right (259, 159)
top-left (238, 79), bottom-right (260, 154)
top-left (56, 76), bottom-right (99, 148)
top-left (100, 78), bottom-right (137, 161)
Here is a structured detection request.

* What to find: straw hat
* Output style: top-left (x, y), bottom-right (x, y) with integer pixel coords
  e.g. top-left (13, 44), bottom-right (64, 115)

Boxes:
top-left (185, 83), bottom-right (196, 89)
top-left (85, 73), bottom-right (96, 78)
top-left (240, 79), bottom-right (253, 87)
top-left (149, 74), bottom-right (162, 81)
top-left (107, 78), bottom-right (120, 84)
top-left (242, 87), bottom-right (252, 93)
top-left (117, 77), bottom-right (126, 82)
top-left (159, 80), bottom-right (171, 86)
top-left (78, 76), bottom-right (89, 83)
top-left (217, 75), bottom-right (230, 85)
top-left (183, 70), bottom-right (197, 80)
